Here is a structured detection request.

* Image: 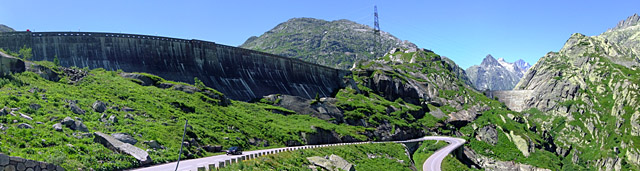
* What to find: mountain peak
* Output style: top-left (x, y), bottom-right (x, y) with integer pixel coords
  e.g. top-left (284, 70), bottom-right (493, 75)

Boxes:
top-left (481, 54), bottom-right (499, 66)
top-left (514, 59), bottom-right (531, 71)
top-left (609, 13), bottom-right (640, 31)
top-left (240, 17), bottom-right (417, 69)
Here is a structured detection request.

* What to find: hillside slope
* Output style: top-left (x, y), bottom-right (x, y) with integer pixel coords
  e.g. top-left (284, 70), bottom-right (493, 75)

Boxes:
top-left (240, 18), bottom-right (417, 69)
top-left (515, 13), bottom-right (640, 170)
top-left (0, 55), bottom-right (374, 170)
top-left (0, 24), bottom-right (14, 32)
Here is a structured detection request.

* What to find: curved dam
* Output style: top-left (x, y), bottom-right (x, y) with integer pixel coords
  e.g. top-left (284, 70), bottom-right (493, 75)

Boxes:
top-left (0, 32), bottom-right (349, 101)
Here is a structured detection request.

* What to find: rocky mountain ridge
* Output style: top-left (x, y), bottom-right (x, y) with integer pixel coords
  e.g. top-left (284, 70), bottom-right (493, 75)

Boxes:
top-left (240, 18), bottom-right (417, 69)
top-left (466, 54), bottom-right (530, 91)
top-left (515, 13), bottom-right (640, 170)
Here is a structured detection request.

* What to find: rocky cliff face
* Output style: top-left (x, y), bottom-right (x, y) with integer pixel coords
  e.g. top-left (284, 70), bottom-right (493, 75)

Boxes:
top-left (240, 18), bottom-right (417, 69)
top-left (515, 14), bottom-right (640, 170)
top-left (466, 54), bottom-right (529, 91)
top-left (0, 24), bottom-right (14, 32)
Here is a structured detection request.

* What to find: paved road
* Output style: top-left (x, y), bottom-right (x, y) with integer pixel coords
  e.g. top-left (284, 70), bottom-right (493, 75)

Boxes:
top-left (409, 137), bottom-right (466, 171)
top-left (132, 136), bottom-right (464, 171)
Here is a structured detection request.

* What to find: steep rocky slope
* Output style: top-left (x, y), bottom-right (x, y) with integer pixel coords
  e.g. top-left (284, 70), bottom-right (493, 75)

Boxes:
top-left (0, 24), bottom-right (14, 32)
top-left (261, 48), bottom-right (559, 170)
top-left (515, 14), bottom-right (640, 170)
top-left (240, 18), bottom-right (417, 69)
top-left (466, 54), bottom-right (530, 91)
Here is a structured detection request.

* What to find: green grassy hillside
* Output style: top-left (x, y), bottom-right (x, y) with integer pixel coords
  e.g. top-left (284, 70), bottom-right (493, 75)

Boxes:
top-left (0, 61), bottom-right (368, 170)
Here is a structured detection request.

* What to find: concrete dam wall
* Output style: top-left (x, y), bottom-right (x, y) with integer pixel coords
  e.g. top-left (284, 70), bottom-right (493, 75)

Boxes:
top-left (0, 32), bottom-right (349, 101)
top-left (486, 90), bottom-right (533, 112)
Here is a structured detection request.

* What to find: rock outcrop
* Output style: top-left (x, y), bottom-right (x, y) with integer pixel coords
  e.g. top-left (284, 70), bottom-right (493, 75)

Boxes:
top-left (476, 124), bottom-right (498, 145)
top-left (0, 51), bottom-right (25, 76)
top-left (461, 146), bottom-right (550, 171)
top-left (261, 94), bottom-right (344, 123)
top-left (302, 126), bottom-right (343, 145)
top-left (306, 154), bottom-right (355, 171)
top-left (93, 132), bottom-right (152, 165)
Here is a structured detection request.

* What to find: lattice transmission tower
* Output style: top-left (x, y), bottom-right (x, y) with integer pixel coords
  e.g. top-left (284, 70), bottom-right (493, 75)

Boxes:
top-left (373, 5), bottom-right (381, 57)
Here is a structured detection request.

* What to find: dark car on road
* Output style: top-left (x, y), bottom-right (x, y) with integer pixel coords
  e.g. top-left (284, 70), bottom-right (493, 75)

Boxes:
top-left (226, 146), bottom-right (242, 155)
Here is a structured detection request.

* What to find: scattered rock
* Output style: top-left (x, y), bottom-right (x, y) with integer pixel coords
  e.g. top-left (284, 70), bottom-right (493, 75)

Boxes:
top-left (92, 101), bottom-right (106, 113)
top-left (72, 132), bottom-right (93, 139)
top-left (61, 117), bottom-right (88, 132)
top-left (122, 107), bottom-right (135, 112)
top-left (111, 133), bottom-right (138, 145)
top-left (19, 113), bottom-right (33, 120)
top-left (124, 113), bottom-right (134, 120)
top-left (93, 132), bottom-right (152, 165)
top-left (29, 103), bottom-right (41, 111)
top-left (52, 123), bottom-right (63, 132)
top-left (329, 154), bottom-right (355, 171)
top-left (143, 140), bottom-right (165, 150)
top-left (69, 102), bottom-right (85, 115)
top-left (61, 67), bottom-right (88, 84)
top-left (61, 117), bottom-right (75, 126)
top-left (17, 123), bottom-right (33, 129)
top-left (203, 145), bottom-right (222, 152)
top-left (74, 120), bottom-right (88, 132)
top-left (0, 106), bottom-right (10, 116)
top-left (108, 115), bottom-right (118, 123)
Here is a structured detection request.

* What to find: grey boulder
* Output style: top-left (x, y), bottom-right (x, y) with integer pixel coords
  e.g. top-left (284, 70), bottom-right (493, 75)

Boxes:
top-left (92, 101), bottom-right (107, 113)
top-left (17, 123), bottom-right (33, 129)
top-left (111, 133), bottom-right (138, 145)
top-left (94, 132), bottom-right (152, 165)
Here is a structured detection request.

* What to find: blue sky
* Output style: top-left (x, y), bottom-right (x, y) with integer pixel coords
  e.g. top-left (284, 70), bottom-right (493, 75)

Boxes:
top-left (1, 0), bottom-right (638, 68)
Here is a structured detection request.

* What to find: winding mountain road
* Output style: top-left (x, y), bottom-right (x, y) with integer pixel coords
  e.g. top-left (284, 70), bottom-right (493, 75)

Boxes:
top-left (404, 137), bottom-right (466, 171)
top-left (132, 136), bottom-right (464, 171)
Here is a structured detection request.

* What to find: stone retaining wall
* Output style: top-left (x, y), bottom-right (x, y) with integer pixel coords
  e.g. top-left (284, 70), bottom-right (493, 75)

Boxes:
top-left (0, 153), bottom-right (64, 171)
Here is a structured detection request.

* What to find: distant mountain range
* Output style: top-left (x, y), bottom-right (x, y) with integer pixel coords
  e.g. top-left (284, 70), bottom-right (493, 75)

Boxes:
top-left (465, 54), bottom-right (531, 91)
top-left (240, 18), bottom-right (417, 69)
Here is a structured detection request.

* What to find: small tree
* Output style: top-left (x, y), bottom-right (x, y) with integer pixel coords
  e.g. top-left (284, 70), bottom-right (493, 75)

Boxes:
top-left (18, 45), bottom-right (32, 60)
top-left (194, 77), bottom-right (205, 89)
top-left (53, 55), bottom-right (60, 66)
